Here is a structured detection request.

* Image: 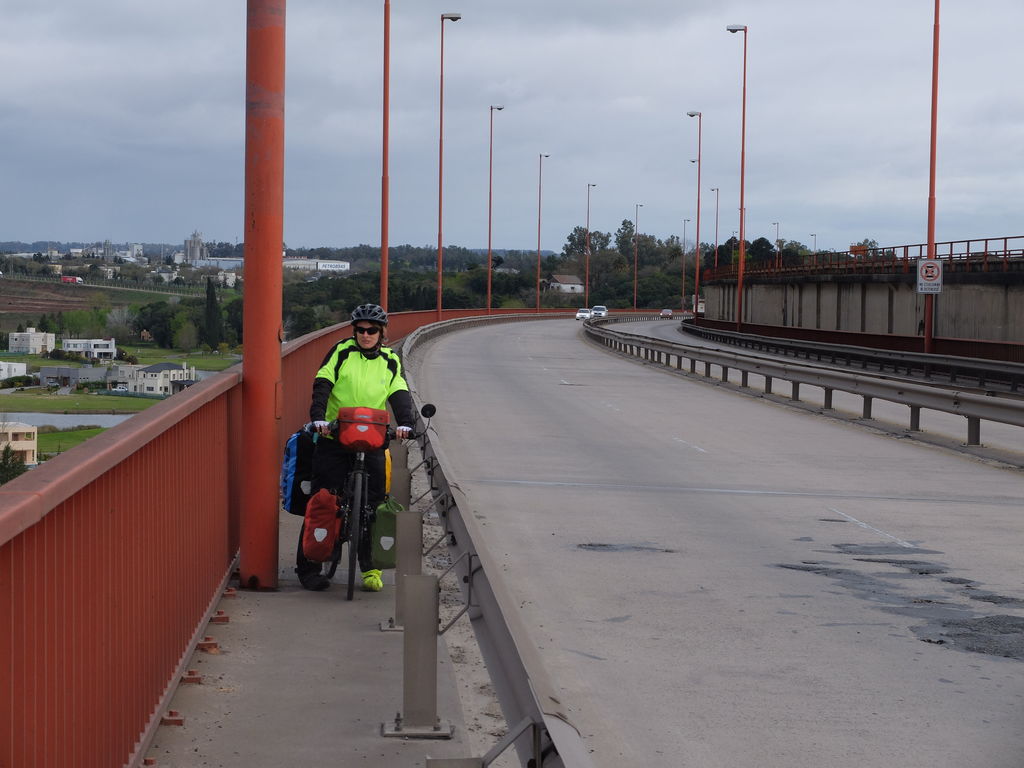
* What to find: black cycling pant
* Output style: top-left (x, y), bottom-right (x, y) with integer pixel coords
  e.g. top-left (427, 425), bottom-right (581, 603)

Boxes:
top-left (295, 438), bottom-right (386, 575)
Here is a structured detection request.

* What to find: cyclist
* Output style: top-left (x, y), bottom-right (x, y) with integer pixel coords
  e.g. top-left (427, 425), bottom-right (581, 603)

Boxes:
top-left (298, 303), bottom-right (415, 592)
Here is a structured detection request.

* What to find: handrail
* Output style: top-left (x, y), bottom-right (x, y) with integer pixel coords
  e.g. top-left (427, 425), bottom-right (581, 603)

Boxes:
top-left (703, 234), bottom-right (1024, 281)
top-left (1, 367), bottom-right (243, 768)
top-left (401, 314), bottom-right (596, 768)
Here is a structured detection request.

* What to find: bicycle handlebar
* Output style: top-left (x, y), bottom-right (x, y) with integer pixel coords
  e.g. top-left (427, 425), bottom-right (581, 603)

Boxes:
top-left (301, 421), bottom-right (422, 441)
top-left (301, 403), bottom-right (434, 442)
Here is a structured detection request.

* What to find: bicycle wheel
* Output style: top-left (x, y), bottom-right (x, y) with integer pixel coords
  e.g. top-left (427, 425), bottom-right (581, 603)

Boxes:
top-left (346, 469), bottom-right (364, 601)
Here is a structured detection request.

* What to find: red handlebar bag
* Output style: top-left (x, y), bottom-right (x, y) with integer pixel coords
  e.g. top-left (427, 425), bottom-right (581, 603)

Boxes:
top-left (302, 488), bottom-right (341, 562)
top-left (335, 407), bottom-right (389, 451)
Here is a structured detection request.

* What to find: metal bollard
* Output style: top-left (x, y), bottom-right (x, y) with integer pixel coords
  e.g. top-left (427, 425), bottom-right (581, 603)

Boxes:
top-left (381, 574), bottom-right (454, 739)
top-left (381, 508), bottom-right (423, 632)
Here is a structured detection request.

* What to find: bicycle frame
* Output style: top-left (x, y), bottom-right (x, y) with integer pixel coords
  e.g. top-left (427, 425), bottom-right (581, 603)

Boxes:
top-left (335, 449), bottom-right (370, 601)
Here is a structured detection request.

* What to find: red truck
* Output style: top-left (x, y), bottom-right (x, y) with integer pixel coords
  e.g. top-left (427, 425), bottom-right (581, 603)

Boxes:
top-left (60, 276), bottom-right (84, 284)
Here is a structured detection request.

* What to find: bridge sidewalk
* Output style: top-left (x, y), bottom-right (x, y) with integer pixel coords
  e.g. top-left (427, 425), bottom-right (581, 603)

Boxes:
top-left (143, 513), bottom-right (472, 767)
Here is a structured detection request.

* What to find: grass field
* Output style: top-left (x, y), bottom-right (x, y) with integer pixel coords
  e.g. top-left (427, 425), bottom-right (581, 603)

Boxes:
top-left (4, 347), bottom-right (240, 373)
top-left (0, 390), bottom-right (159, 413)
top-left (37, 427), bottom-right (107, 455)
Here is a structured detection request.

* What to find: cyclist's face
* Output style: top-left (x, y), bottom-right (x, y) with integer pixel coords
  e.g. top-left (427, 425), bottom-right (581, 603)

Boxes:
top-left (354, 323), bottom-right (382, 349)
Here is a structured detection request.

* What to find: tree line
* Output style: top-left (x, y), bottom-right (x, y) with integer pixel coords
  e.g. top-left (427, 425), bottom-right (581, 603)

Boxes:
top-left (4, 228), bottom-right (880, 351)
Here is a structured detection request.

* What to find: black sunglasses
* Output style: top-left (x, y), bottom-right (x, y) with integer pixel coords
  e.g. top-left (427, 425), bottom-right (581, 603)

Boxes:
top-left (354, 325), bottom-right (381, 335)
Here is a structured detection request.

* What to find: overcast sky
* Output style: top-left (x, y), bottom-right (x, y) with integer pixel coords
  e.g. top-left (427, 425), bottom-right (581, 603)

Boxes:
top-left (2, 1), bottom-right (1021, 255)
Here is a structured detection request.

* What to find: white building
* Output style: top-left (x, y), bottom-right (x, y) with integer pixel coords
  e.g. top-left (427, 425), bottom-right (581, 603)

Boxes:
top-left (108, 362), bottom-right (197, 396)
top-left (0, 362), bottom-right (28, 379)
top-left (548, 274), bottom-right (584, 294)
top-left (0, 421), bottom-right (37, 465)
top-left (9, 328), bottom-right (56, 355)
top-left (62, 338), bottom-right (117, 360)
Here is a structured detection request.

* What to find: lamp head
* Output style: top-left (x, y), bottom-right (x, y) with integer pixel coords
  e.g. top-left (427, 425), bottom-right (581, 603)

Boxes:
top-left (726, 24), bottom-right (746, 33)
top-left (541, 153), bottom-right (550, 158)
top-left (686, 111), bottom-right (700, 118)
top-left (442, 12), bottom-right (462, 21)
top-left (492, 104), bottom-right (504, 111)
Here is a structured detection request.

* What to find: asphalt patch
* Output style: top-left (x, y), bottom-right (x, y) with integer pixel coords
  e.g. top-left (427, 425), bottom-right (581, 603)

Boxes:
top-left (854, 558), bottom-right (949, 576)
top-left (778, 544), bottom-right (1024, 661)
top-left (577, 542), bottom-right (677, 553)
top-left (912, 616), bottom-right (1024, 660)
top-left (834, 543), bottom-right (942, 557)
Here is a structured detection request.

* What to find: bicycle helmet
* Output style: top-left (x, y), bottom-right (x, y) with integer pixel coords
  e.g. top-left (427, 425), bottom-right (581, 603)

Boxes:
top-left (351, 303), bottom-right (388, 325)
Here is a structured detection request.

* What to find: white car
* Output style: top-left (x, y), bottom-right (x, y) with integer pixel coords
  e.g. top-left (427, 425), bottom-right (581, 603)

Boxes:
top-left (575, 308), bottom-right (593, 321)
top-left (591, 305), bottom-right (608, 318)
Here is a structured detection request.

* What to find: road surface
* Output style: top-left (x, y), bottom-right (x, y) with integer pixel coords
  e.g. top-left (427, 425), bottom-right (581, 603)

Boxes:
top-left (408, 318), bottom-right (1024, 768)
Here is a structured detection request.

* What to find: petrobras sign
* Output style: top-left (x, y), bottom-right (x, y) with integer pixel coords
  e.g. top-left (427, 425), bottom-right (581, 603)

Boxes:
top-left (316, 261), bottom-right (350, 272)
top-left (916, 258), bottom-right (942, 294)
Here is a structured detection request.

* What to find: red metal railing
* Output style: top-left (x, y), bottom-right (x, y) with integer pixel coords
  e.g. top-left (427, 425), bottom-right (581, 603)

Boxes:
top-left (704, 235), bottom-right (1024, 281)
top-left (1, 372), bottom-right (239, 768)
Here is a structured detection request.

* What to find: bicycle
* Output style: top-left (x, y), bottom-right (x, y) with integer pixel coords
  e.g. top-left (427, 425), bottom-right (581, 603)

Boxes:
top-left (305, 402), bottom-right (435, 600)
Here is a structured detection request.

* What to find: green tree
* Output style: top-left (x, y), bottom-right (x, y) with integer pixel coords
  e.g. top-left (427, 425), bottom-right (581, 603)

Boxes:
top-left (614, 220), bottom-right (636, 259)
top-left (203, 278), bottom-right (223, 348)
top-left (135, 301), bottom-right (176, 347)
top-left (562, 226), bottom-right (589, 257)
top-left (173, 320), bottom-right (199, 352)
top-left (223, 297), bottom-right (244, 346)
top-left (0, 445), bottom-right (27, 485)
top-left (747, 237), bottom-right (775, 265)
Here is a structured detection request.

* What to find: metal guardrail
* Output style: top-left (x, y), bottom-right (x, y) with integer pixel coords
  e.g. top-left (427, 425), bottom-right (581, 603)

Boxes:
top-left (681, 321), bottom-right (1024, 393)
top-left (586, 319), bottom-right (1024, 447)
top-left (401, 314), bottom-right (595, 768)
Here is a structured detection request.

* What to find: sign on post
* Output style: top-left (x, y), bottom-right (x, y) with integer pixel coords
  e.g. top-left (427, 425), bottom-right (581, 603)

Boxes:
top-left (916, 258), bottom-right (943, 294)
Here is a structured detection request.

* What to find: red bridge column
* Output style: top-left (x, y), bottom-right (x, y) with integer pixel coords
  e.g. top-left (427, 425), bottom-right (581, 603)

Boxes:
top-left (240, 0), bottom-right (286, 589)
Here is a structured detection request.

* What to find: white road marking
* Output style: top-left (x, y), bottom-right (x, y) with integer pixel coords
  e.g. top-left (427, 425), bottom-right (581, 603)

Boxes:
top-left (672, 437), bottom-right (707, 453)
top-left (827, 507), bottom-right (916, 548)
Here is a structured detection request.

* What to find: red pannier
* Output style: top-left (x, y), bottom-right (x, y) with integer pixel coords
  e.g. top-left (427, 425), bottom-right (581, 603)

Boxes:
top-left (302, 488), bottom-right (341, 562)
top-left (334, 407), bottom-right (389, 452)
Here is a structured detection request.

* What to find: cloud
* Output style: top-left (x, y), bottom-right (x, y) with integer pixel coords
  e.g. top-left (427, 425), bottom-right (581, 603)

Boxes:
top-left (0, 0), bottom-right (1020, 252)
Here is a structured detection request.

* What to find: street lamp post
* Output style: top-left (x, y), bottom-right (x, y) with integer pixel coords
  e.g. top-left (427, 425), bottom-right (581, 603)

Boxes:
top-left (380, 0), bottom-right (391, 310)
top-left (810, 233), bottom-right (817, 266)
top-left (711, 187), bottom-right (720, 268)
top-left (924, 0), bottom-right (941, 354)
top-left (633, 202), bottom-right (643, 310)
top-left (772, 221), bottom-right (780, 269)
top-left (585, 183), bottom-right (596, 307)
top-left (436, 12), bottom-right (461, 321)
top-left (682, 217), bottom-right (690, 309)
top-left (535, 153), bottom-right (550, 312)
top-left (727, 23), bottom-right (748, 330)
top-left (687, 111), bottom-right (703, 317)
top-left (486, 104), bottom-right (504, 314)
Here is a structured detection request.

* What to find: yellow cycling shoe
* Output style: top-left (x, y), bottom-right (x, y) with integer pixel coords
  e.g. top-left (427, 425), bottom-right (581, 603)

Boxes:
top-left (361, 569), bottom-right (384, 592)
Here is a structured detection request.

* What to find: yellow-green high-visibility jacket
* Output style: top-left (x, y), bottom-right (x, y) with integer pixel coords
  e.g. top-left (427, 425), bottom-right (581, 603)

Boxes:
top-left (309, 338), bottom-right (414, 428)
